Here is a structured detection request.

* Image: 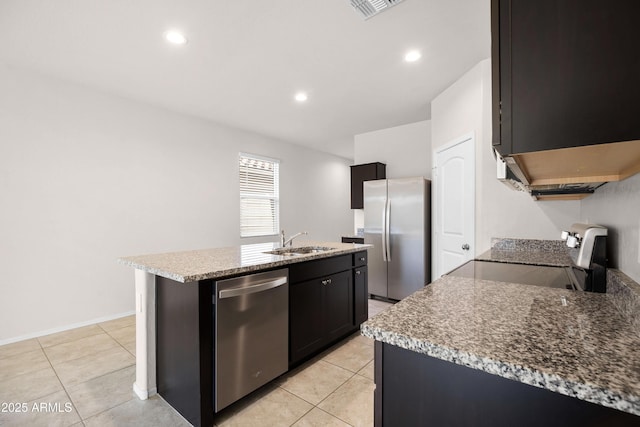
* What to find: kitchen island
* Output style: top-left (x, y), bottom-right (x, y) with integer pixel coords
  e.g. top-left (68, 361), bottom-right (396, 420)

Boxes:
top-left (361, 242), bottom-right (640, 426)
top-left (119, 241), bottom-right (370, 427)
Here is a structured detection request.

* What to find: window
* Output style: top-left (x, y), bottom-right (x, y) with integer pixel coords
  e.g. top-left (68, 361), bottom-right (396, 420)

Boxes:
top-left (239, 153), bottom-right (280, 238)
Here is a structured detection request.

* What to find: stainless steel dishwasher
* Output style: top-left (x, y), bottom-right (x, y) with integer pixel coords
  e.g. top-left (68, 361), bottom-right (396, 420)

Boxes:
top-left (214, 268), bottom-right (288, 412)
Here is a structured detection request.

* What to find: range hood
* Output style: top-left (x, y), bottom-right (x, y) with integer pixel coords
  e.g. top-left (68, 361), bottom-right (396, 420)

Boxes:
top-left (497, 140), bottom-right (640, 200)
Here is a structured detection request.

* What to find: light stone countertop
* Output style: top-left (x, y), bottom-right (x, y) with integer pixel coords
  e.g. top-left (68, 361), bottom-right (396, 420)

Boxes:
top-left (118, 241), bottom-right (371, 283)
top-left (361, 271), bottom-right (640, 416)
top-left (475, 238), bottom-right (574, 267)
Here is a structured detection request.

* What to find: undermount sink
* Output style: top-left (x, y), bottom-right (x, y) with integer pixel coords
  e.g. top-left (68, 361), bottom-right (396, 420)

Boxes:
top-left (265, 246), bottom-right (336, 256)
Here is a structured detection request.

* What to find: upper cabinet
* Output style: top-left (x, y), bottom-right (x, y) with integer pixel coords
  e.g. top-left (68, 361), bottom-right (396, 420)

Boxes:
top-left (350, 162), bottom-right (386, 209)
top-left (492, 0), bottom-right (640, 154)
top-left (491, 0), bottom-right (640, 194)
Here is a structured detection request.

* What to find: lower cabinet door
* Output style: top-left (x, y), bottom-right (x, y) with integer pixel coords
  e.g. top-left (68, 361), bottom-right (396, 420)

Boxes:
top-left (290, 270), bottom-right (355, 365)
top-left (290, 278), bottom-right (325, 364)
top-left (289, 279), bottom-right (324, 363)
top-left (323, 270), bottom-right (353, 343)
top-left (354, 267), bottom-right (368, 326)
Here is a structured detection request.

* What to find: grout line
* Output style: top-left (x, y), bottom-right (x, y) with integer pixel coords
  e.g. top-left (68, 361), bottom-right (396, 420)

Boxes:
top-left (276, 387), bottom-right (314, 426)
top-left (40, 330), bottom-right (136, 422)
top-left (314, 370), bottom-right (358, 407)
top-left (37, 326), bottom-right (106, 350)
top-left (43, 334), bottom-right (128, 368)
top-left (80, 393), bottom-right (134, 424)
top-left (60, 387), bottom-right (83, 426)
top-left (39, 343), bottom-right (83, 423)
top-left (96, 319), bottom-right (136, 335)
top-left (102, 328), bottom-right (136, 358)
top-left (0, 365), bottom-right (64, 404)
top-left (320, 358), bottom-right (360, 374)
top-left (313, 371), bottom-right (359, 427)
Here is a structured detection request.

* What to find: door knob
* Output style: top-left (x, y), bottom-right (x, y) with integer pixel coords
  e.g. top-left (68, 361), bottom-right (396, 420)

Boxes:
top-left (462, 244), bottom-right (470, 251)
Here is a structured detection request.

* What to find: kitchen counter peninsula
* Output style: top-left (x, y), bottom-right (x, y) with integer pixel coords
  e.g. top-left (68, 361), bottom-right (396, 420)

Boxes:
top-left (119, 241), bottom-right (370, 282)
top-left (361, 270), bottom-right (640, 425)
top-left (117, 241), bottom-right (370, 426)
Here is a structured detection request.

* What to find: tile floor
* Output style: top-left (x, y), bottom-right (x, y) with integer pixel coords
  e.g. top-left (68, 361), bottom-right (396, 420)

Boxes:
top-left (0, 298), bottom-right (393, 427)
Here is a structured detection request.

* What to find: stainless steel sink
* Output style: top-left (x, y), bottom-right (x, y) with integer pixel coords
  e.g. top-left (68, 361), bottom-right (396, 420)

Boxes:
top-left (265, 246), bottom-right (336, 256)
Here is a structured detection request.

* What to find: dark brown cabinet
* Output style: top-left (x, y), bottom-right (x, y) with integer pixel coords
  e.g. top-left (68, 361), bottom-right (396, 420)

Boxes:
top-left (289, 274), bottom-right (327, 363)
top-left (289, 269), bottom-right (353, 364)
top-left (289, 252), bottom-right (368, 366)
top-left (350, 162), bottom-right (386, 209)
top-left (156, 277), bottom-right (213, 427)
top-left (374, 342), bottom-right (638, 427)
top-left (354, 266), bottom-right (368, 326)
top-left (155, 251), bottom-right (368, 426)
top-left (322, 270), bottom-right (354, 342)
top-left (352, 250), bottom-right (368, 326)
top-left (492, 0), bottom-right (640, 156)
top-left (289, 269), bottom-right (353, 365)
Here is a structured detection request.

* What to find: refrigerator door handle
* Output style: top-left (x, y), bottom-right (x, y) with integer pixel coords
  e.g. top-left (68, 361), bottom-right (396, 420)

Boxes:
top-left (382, 199), bottom-right (388, 262)
top-left (385, 197), bottom-right (391, 261)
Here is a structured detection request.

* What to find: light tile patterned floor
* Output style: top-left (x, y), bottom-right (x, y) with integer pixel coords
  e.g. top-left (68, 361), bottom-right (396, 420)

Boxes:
top-left (0, 299), bottom-right (393, 427)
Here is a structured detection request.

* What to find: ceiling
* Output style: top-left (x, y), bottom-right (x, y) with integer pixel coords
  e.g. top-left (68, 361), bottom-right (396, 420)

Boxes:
top-left (0, 0), bottom-right (490, 159)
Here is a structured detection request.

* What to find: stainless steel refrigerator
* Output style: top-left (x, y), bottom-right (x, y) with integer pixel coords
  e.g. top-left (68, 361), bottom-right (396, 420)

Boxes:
top-left (364, 177), bottom-right (431, 300)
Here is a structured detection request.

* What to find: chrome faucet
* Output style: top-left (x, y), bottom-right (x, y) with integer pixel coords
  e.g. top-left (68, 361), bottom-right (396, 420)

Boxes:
top-left (281, 230), bottom-right (308, 247)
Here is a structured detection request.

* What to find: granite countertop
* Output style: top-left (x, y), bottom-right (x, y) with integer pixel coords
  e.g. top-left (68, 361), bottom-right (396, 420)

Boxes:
top-left (476, 238), bottom-right (574, 267)
top-left (361, 270), bottom-right (640, 416)
top-left (118, 241), bottom-right (371, 283)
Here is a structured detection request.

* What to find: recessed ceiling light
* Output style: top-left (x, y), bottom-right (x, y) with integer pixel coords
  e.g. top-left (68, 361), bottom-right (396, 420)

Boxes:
top-left (164, 30), bottom-right (188, 45)
top-left (404, 50), bottom-right (421, 63)
top-left (294, 92), bottom-right (308, 102)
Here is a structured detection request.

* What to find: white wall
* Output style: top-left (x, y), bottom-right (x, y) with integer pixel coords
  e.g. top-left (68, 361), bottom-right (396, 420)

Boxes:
top-left (0, 63), bottom-right (352, 343)
top-left (354, 121), bottom-right (431, 179)
top-left (581, 174), bottom-right (640, 283)
top-left (352, 120), bottom-right (431, 231)
top-left (431, 59), bottom-right (581, 255)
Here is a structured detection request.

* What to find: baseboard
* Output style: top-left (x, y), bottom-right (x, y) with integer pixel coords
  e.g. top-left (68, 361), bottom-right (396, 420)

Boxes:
top-left (133, 383), bottom-right (157, 400)
top-left (0, 310), bottom-right (136, 346)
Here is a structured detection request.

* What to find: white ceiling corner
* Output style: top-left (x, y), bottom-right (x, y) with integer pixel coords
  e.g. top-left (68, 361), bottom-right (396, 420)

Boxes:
top-left (0, 0), bottom-right (490, 160)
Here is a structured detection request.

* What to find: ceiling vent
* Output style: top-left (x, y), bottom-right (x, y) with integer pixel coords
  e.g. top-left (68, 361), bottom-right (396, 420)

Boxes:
top-left (349, 0), bottom-right (407, 20)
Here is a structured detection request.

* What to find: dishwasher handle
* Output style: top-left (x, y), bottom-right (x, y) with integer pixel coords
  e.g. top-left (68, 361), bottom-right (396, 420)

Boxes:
top-left (218, 276), bottom-right (287, 299)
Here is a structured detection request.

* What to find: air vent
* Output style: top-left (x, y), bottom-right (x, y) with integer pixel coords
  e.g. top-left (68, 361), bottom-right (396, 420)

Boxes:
top-left (349, 0), bottom-right (407, 20)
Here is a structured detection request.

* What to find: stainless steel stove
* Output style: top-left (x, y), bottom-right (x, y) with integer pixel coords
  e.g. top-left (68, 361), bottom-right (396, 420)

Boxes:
top-left (447, 260), bottom-right (576, 290)
top-left (448, 223), bottom-right (608, 293)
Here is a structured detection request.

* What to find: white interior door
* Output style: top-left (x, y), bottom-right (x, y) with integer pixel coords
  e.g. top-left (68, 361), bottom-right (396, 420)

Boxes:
top-left (433, 134), bottom-right (475, 278)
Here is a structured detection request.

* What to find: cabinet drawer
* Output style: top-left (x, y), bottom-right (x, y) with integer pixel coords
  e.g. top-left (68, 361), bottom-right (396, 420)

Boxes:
top-left (353, 251), bottom-right (367, 267)
top-left (289, 254), bottom-right (351, 283)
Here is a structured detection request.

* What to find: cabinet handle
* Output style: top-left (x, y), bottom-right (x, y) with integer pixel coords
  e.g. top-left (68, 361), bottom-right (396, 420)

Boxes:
top-left (356, 270), bottom-right (361, 275)
top-left (322, 279), bottom-right (332, 285)
top-left (359, 257), bottom-right (365, 261)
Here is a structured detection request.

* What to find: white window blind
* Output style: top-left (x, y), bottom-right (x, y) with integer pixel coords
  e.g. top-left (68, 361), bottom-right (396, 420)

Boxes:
top-left (239, 153), bottom-right (280, 238)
